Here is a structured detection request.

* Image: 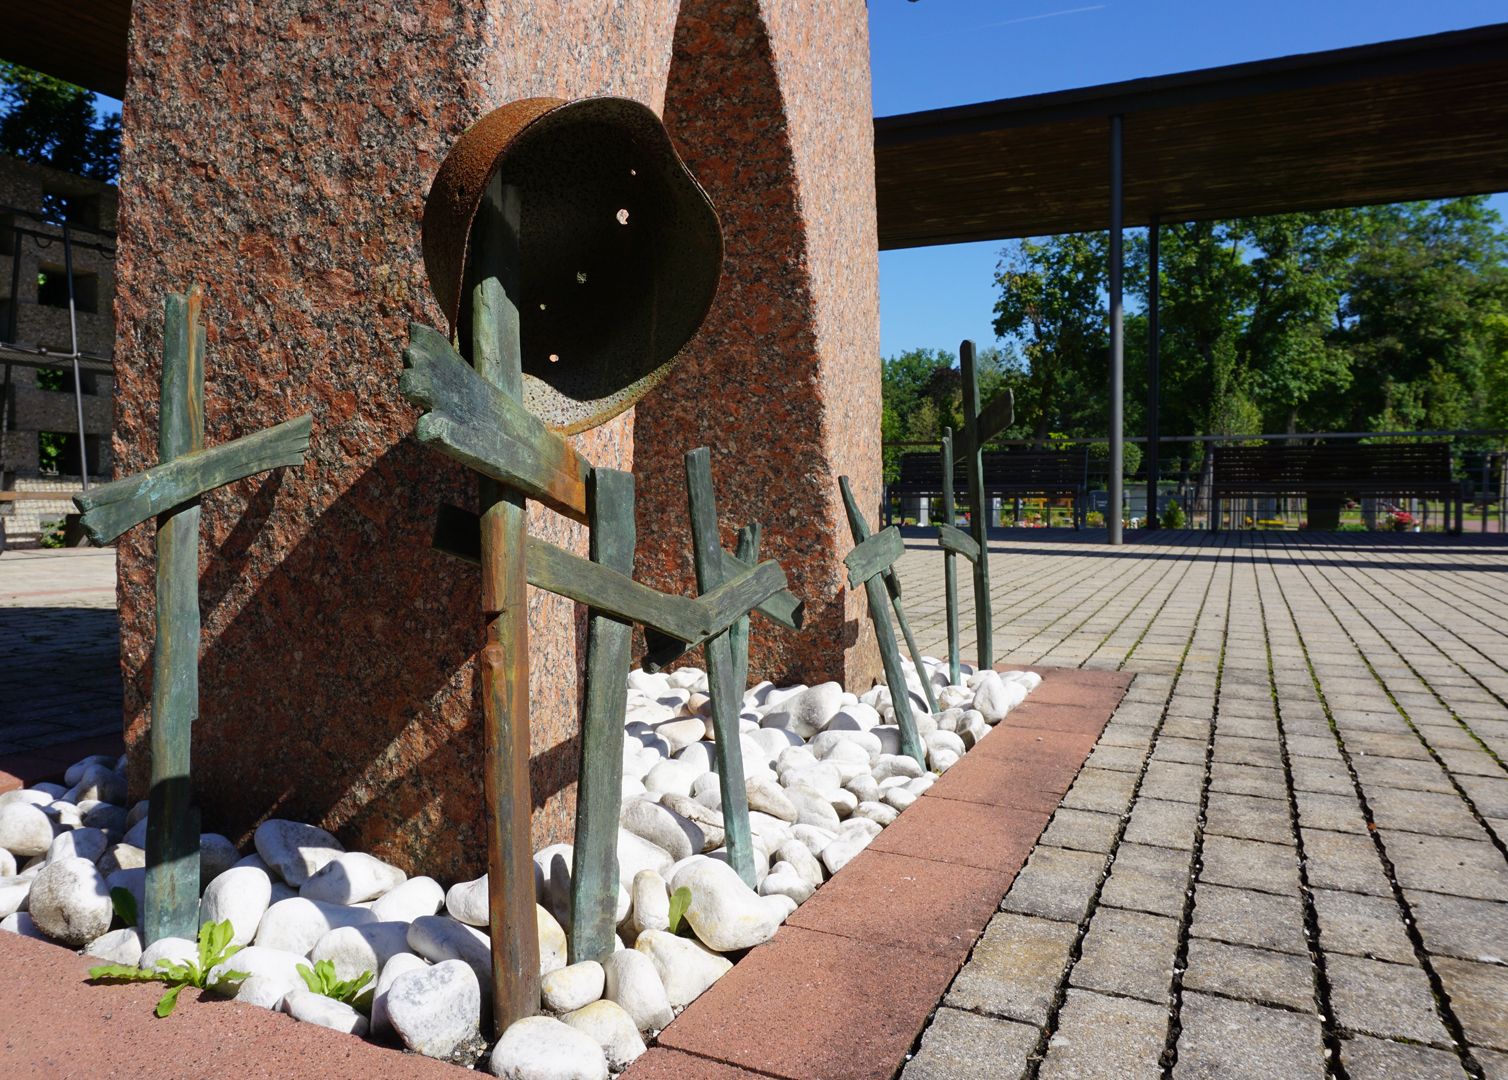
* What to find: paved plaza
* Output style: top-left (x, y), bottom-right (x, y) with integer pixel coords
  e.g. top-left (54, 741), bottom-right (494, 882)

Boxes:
top-left (0, 547), bottom-right (120, 756)
top-left (3, 534), bottom-right (1507, 1077)
top-left (897, 530), bottom-right (1508, 1080)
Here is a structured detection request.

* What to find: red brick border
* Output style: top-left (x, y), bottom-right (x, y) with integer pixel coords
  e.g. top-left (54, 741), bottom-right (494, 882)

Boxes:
top-left (626, 665), bottom-right (1130, 1080)
top-left (0, 668), bottom-right (1126, 1080)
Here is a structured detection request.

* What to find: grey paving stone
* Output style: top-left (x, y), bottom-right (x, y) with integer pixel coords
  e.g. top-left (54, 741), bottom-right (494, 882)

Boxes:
top-left (1285, 733), bottom-right (1344, 760)
top-left (1039, 989), bottom-right (1167, 1080)
top-left (1139, 760), bottom-right (1204, 804)
top-left (1212, 734), bottom-right (1283, 768)
top-left (1204, 791), bottom-right (1293, 845)
top-left (1100, 842), bottom-right (1193, 918)
top-left (1311, 887), bottom-right (1416, 964)
top-left (1083, 742), bottom-right (1150, 773)
top-left (1368, 787), bottom-right (1489, 841)
top-left (1294, 789), bottom-right (1369, 833)
top-left (1001, 846), bottom-right (1107, 924)
top-left (1327, 954), bottom-right (1453, 1046)
top-left (1122, 797), bottom-right (1200, 850)
top-left (1182, 937), bottom-right (1315, 1011)
top-left (1384, 831), bottom-right (1508, 902)
top-left (1209, 762), bottom-right (1288, 798)
top-left (1344, 729), bottom-right (1433, 760)
top-left (901, 1006), bottom-right (1038, 1080)
top-left (1405, 890), bottom-right (1508, 963)
top-left (1188, 882), bottom-right (1308, 955)
top-left (944, 912), bottom-right (1078, 1025)
top-left (1069, 907), bottom-right (1179, 1003)
top-left (1039, 808), bottom-right (1123, 855)
top-left (1289, 760), bottom-right (1357, 796)
top-left (1434, 957), bottom-right (1508, 1054)
top-left (1475, 1046), bottom-right (1508, 1079)
top-left (1172, 991), bottom-right (1324, 1080)
top-left (1150, 737), bottom-right (1207, 765)
top-left (1161, 717), bottom-right (1212, 741)
top-left (1340, 1034), bottom-right (1467, 1080)
top-left (1099, 724), bottom-right (1157, 751)
top-left (1198, 835), bottom-right (1299, 896)
top-left (1302, 827), bottom-right (1394, 896)
top-left (1351, 755), bottom-right (1455, 794)
top-left (1062, 768), bottom-right (1139, 815)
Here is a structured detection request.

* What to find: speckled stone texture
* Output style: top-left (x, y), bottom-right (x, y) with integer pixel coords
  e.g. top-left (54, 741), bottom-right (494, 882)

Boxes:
top-left (633, 0), bottom-right (884, 688)
top-left (112, 1), bottom-right (681, 880)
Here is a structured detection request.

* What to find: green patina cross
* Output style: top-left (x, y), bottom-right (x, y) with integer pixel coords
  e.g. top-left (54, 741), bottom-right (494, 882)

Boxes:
top-left (937, 339), bottom-right (1014, 682)
top-left (400, 182), bottom-right (801, 1024)
top-left (72, 288), bottom-right (313, 945)
top-left (838, 476), bottom-right (928, 766)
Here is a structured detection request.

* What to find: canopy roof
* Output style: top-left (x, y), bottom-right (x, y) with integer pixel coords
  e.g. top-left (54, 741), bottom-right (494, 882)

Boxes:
top-left (875, 23), bottom-right (1508, 249)
top-left (5, 2), bottom-right (130, 100)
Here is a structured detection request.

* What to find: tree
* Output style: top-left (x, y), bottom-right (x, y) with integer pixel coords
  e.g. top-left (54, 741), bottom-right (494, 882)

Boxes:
top-left (992, 233), bottom-right (1112, 442)
top-left (1335, 199), bottom-right (1508, 433)
top-left (0, 63), bottom-right (120, 181)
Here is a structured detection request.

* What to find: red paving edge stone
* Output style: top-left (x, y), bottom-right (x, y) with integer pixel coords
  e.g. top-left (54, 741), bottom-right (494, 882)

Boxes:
top-left (627, 666), bottom-right (1123, 1080)
top-left (786, 849), bottom-right (1012, 963)
top-left (0, 734), bottom-right (125, 795)
top-left (0, 931), bottom-right (465, 1079)
top-left (626, 1048), bottom-right (774, 1079)
top-left (652, 925), bottom-right (960, 1080)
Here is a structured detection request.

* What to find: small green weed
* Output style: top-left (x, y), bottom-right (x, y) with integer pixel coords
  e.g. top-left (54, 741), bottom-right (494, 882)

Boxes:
top-left (296, 958), bottom-right (375, 1012)
top-left (87, 919), bottom-right (248, 1017)
top-left (667, 886), bottom-right (692, 935)
top-left (109, 886), bottom-right (137, 927)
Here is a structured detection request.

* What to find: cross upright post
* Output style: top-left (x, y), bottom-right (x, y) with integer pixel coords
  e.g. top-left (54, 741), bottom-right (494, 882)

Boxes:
top-left (466, 176), bottom-right (541, 1029)
top-left (73, 287), bottom-right (312, 944)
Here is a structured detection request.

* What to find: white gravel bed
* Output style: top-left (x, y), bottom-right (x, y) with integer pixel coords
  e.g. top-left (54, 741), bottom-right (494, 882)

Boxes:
top-left (0, 658), bottom-right (1039, 1077)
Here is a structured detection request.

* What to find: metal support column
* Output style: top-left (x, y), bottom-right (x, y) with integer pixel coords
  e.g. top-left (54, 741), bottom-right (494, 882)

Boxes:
top-left (1108, 115), bottom-right (1124, 545)
top-left (61, 222), bottom-right (89, 491)
top-left (1146, 215), bottom-right (1160, 528)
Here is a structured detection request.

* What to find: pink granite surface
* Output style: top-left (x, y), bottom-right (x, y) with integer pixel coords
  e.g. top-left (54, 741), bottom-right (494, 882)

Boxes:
top-left (633, 0), bottom-right (884, 689)
top-left (112, 0), bottom-right (679, 879)
top-left (112, 0), bottom-right (883, 880)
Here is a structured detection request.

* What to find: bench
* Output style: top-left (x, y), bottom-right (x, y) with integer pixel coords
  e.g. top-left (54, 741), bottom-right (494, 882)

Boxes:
top-left (1210, 443), bottom-right (1462, 532)
top-left (887, 448), bottom-right (1090, 528)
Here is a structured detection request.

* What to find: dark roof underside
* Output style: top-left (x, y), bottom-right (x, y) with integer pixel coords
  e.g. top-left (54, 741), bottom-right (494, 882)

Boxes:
top-left (875, 23), bottom-right (1508, 249)
top-left (4, 2), bottom-right (131, 100)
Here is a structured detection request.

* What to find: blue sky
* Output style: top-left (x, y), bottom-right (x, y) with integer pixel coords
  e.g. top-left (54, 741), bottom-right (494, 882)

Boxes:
top-left (868, 0), bottom-right (1508, 358)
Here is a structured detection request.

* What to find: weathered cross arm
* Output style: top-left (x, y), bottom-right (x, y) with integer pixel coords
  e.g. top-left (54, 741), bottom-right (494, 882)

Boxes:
top-left (953, 387), bottom-right (1015, 462)
top-left (400, 322), bottom-right (591, 525)
top-left (937, 523), bottom-right (980, 562)
top-left (72, 413), bottom-right (313, 545)
top-left (432, 503), bottom-right (790, 644)
top-left (640, 542), bottom-right (805, 671)
top-left (844, 526), bottom-right (905, 588)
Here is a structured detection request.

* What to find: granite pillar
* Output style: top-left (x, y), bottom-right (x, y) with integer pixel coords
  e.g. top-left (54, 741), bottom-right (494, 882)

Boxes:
top-left (112, 1), bottom-right (680, 880)
top-left (634, 0), bottom-right (884, 688)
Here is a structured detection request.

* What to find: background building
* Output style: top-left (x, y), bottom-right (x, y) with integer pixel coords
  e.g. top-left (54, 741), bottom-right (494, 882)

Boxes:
top-left (0, 154), bottom-right (117, 545)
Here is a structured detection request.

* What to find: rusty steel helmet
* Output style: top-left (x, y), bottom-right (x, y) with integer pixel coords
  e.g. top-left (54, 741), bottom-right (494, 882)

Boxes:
top-left (422, 96), bottom-right (723, 434)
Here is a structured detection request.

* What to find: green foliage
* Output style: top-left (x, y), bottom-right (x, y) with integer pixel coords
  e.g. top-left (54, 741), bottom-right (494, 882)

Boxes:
top-left (37, 431), bottom-right (67, 474)
top-left (296, 959), bottom-right (375, 1012)
top-left (108, 886), bottom-right (137, 927)
top-left (87, 919), bottom-right (248, 1018)
top-left (1160, 500), bottom-right (1187, 529)
top-left (34, 367), bottom-right (67, 391)
top-left (667, 886), bottom-right (692, 936)
top-left (0, 62), bottom-right (119, 181)
top-left (38, 518), bottom-right (65, 548)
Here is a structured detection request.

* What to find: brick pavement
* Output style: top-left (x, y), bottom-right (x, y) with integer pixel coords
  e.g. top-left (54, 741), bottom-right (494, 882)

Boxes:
top-left (0, 548), bottom-right (121, 755)
top-left (898, 529), bottom-right (1508, 1080)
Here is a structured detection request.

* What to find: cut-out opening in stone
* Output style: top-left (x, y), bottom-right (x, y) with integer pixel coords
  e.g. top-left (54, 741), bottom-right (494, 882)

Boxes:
top-left (549, 353), bottom-right (560, 363)
top-left (616, 208), bottom-right (630, 225)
